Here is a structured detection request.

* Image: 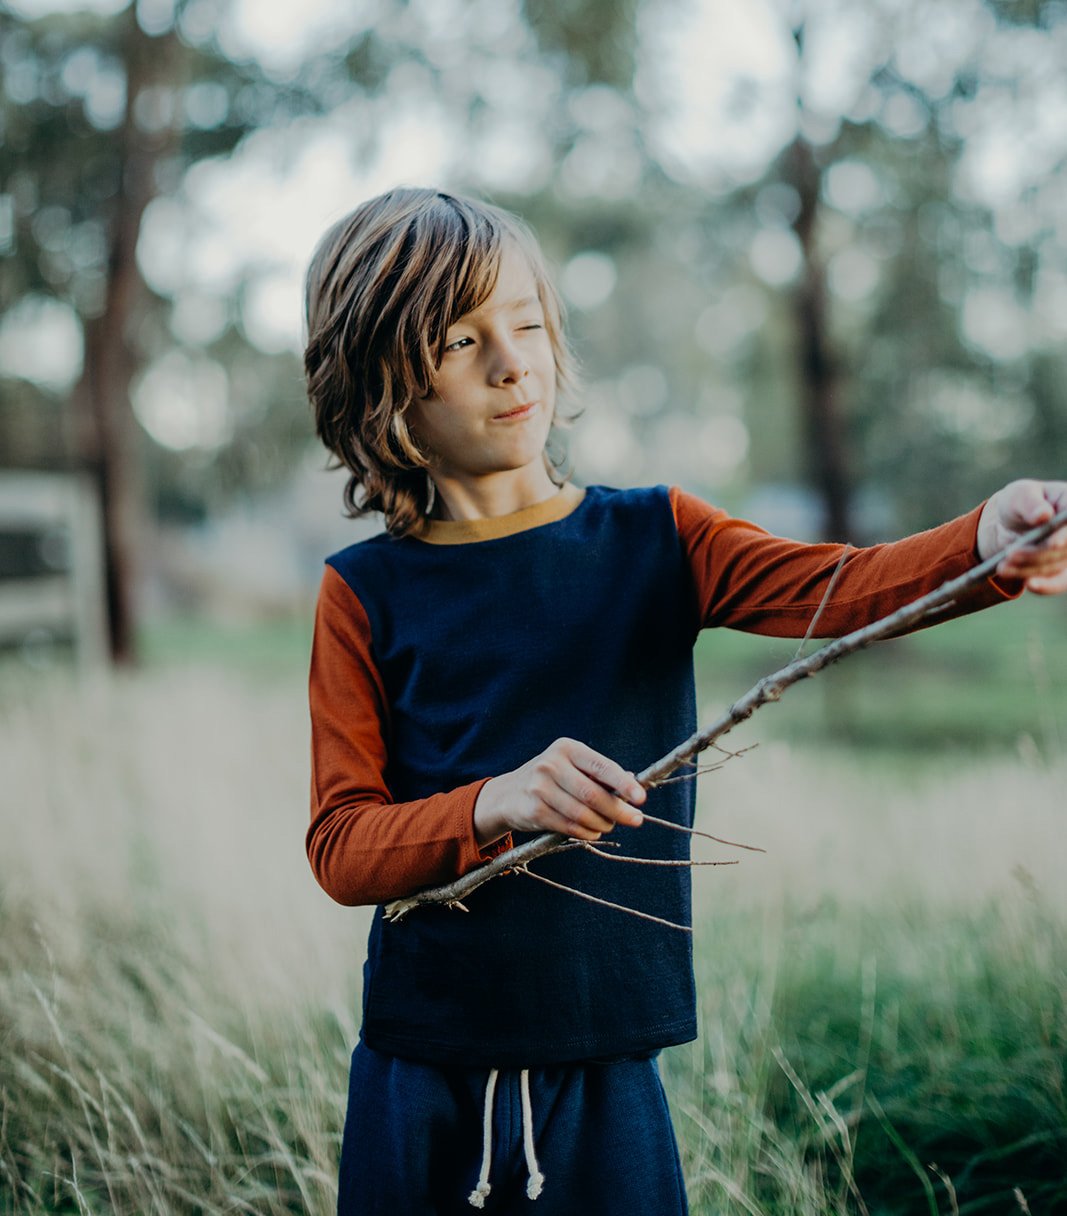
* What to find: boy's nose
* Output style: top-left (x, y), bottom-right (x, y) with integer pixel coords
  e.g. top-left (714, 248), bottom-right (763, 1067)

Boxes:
top-left (489, 341), bottom-right (529, 386)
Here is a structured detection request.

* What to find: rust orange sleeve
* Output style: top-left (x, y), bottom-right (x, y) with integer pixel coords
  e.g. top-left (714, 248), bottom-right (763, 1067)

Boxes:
top-left (307, 565), bottom-right (512, 907)
top-left (669, 487), bottom-right (1022, 638)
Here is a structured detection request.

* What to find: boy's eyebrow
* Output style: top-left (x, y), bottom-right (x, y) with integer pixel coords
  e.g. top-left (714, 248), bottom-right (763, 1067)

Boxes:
top-left (453, 293), bottom-right (542, 324)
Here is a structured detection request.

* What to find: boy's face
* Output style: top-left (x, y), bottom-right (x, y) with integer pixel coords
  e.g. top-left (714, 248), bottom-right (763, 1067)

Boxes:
top-left (409, 242), bottom-right (557, 487)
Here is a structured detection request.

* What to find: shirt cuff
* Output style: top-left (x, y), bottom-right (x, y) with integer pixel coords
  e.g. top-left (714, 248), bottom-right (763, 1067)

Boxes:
top-left (455, 777), bottom-right (514, 870)
top-left (968, 500), bottom-right (1025, 601)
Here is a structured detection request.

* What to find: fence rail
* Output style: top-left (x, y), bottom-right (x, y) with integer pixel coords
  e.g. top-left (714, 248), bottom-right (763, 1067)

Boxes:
top-left (0, 471), bottom-right (107, 666)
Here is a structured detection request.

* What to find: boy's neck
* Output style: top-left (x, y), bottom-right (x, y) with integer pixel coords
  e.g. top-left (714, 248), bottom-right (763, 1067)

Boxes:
top-left (430, 465), bottom-right (559, 522)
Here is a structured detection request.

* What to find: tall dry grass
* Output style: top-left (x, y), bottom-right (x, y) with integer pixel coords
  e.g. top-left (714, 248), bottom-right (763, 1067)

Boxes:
top-left (1, 665), bottom-right (366, 1214)
top-left (1, 664), bottom-right (1065, 1213)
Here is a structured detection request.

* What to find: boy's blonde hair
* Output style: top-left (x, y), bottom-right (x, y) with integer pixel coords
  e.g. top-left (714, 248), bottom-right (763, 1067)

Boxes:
top-left (304, 187), bottom-right (579, 536)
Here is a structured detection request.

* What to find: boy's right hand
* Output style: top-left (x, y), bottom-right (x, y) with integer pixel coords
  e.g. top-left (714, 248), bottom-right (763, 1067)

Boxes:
top-left (473, 738), bottom-right (646, 847)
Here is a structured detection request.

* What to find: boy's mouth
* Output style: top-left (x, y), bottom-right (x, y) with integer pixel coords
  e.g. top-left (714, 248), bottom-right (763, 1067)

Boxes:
top-left (493, 402), bottom-right (537, 420)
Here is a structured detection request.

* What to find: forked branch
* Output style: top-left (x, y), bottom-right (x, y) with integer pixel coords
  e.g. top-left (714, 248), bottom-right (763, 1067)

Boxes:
top-left (385, 507), bottom-right (1067, 922)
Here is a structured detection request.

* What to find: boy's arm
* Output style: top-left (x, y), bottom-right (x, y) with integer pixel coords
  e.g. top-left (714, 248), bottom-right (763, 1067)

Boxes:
top-left (307, 565), bottom-right (513, 907)
top-left (670, 487), bottom-right (1023, 638)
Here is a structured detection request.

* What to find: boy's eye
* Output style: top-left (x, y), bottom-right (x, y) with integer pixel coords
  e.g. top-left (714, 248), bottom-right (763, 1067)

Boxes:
top-left (444, 336), bottom-right (473, 352)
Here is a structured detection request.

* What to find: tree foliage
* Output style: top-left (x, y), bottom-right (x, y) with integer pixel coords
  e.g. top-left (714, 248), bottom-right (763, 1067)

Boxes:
top-left (2, 0), bottom-right (1067, 654)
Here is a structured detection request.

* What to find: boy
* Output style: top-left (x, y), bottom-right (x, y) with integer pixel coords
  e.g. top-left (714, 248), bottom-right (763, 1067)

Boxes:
top-left (303, 187), bottom-right (1067, 1215)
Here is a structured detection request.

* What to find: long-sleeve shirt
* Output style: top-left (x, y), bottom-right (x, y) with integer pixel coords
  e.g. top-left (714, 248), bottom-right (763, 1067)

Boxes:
top-left (307, 483), bottom-right (1016, 1066)
top-left (309, 483), bottom-right (1015, 909)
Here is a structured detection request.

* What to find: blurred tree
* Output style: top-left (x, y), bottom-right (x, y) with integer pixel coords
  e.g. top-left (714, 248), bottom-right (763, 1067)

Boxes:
top-left (786, 20), bottom-right (853, 541)
top-left (4, 0), bottom-right (1066, 660)
top-left (479, 0), bottom-right (1067, 536)
top-left (0, 0), bottom-right (353, 660)
top-left (521, 0), bottom-right (641, 88)
top-left (851, 0), bottom-right (1067, 531)
top-left (710, 0), bottom-right (1067, 538)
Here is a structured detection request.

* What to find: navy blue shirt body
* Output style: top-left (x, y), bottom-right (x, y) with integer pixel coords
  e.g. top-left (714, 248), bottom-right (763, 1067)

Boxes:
top-left (326, 485), bottom-right (701, 1067)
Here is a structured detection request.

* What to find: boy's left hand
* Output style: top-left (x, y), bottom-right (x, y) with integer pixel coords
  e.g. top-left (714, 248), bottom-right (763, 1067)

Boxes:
top-left (977, 479), bottom-right (1067, 595)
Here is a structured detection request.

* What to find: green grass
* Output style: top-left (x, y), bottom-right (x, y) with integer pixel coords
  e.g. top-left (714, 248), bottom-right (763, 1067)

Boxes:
top-left (138, 612), bottom-right (314, 675)
top-left (694, 593), bottom-right (1067, 755)
top-left (2, 639), bottom-right (1066, 1213)
top-left (20, 573), bottom-right (1067, 755)
top-left (0, 901), bottom-right (353, 1215)
top-left (6, 888), bottom-right (1066, 1215)
top-left (121, 584), bottom-right (1067, 764)
top-left (667, 900), bottom-right (1067, 1215)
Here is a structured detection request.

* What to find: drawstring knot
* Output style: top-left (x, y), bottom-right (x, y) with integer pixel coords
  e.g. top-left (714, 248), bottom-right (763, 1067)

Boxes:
top-left (467, 1068), bottom-right (498, 1208)
top-left (519, 1069), bottom-right (545, 1199)
top-left (467, 1067), bottom-right (544, 1207)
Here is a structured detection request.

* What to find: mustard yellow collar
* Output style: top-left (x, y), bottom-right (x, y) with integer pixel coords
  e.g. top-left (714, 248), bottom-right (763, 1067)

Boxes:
top-left (414, 483), bottom-right (585, 546)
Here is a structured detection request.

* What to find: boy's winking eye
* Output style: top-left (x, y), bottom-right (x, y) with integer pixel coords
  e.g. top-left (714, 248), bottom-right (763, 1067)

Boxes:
top-left (441, 293), bottom-right (547, 356)
top-left (443, 321), bottom-right (544, 355)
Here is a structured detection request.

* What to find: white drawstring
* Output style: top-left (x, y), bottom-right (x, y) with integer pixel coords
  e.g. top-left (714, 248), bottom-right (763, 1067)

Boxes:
top-left (468, 1068), bottom-right (498, 1208)
top-left (467, 1067), bottom-right (545, 1207)
top-left (519, 1069), bottom-right (545, 1200)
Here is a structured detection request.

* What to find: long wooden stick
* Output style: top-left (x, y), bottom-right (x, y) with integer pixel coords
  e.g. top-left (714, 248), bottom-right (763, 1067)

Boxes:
top-left (385, 507), bottom-right (1067, 922)
top-left (643, 506), bottom-right (1067, 787)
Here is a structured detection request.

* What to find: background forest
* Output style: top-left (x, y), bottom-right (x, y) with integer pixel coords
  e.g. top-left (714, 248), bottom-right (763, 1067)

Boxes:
top-left (5, 0), bottom-right (1067, 656)
top-left (2, 1), bottom-right (1067, 1213)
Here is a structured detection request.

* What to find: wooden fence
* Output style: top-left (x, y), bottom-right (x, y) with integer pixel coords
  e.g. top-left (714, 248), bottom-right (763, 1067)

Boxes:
top-left (0, 471), bottom-right (108, 667)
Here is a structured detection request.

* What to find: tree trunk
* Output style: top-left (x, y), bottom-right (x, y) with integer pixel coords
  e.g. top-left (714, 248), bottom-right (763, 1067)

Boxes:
top-left (72, 7), bottom-right (181, 663)
top-left (788, 134), bottom-right (853, 542)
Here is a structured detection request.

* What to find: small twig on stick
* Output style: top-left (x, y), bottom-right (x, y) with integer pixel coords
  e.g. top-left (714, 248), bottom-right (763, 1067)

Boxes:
top-left (385, 507), bottom-right (1067, 923)
top-left (793, 546), bottom-right (851, 661)
top-left (516, 866), bottom-right (694, 932)
top-left (636, 811), bottom-right (765, 854)
top-left (579, 843), bottom-right (740, 867)
top-left (387, 830), bottom-right (577, 917)
top-left (646, 742), bottom-right (758, 786)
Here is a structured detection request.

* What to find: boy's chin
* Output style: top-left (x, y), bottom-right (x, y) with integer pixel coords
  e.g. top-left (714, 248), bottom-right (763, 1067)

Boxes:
top-left (491, 436), bottom-right (554, 470)
top-left (480, 448), bottom-right (554, 479)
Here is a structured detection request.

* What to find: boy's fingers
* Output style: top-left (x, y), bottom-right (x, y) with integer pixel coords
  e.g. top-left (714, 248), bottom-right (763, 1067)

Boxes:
top-left (1017, 484), bottom-right (1055, 525)
top-left (994, 479), bottom-right (1066, 538)
top-left (542, 811), bottom-right (605, 841)
top-left (1024, 569), bottom-right (1067, 596)
top-left (997, 524), bottom-right (1067, 591)
top-left (554, 767), bottom-right (643, 828)
top-left (565, 740), bottom-right (646, 806)
top-left (1007, 478), bottom-right (1061, 520)
top-left (999, 545), bottom-right (1067, 577)
top-left (979, 480), bottom-right (1067, 560)
top-left (1000, 551), bottom-right (1067, 573)
top-left (549, 790), bottom-right (616, 836)
top-left (1041, 478), bottom-right (1067, 507)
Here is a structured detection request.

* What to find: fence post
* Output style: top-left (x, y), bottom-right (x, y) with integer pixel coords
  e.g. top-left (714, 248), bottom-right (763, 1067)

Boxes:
top-left (0, 470), bottom-right (109, 668)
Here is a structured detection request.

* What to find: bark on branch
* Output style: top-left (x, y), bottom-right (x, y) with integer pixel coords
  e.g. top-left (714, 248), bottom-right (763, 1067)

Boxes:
top-left (385, 508), bottom-right (1067, 922)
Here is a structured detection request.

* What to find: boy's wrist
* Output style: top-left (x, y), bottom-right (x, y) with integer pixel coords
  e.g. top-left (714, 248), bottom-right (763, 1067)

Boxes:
top-left (975, 493), bottom-right (1001, 563)
top-left (473, 776), bottom-right (509, 848)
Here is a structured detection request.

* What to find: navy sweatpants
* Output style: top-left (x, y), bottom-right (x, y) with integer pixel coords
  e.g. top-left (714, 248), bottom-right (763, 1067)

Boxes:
top-left (337, 1041), bottom-right (689, 1215)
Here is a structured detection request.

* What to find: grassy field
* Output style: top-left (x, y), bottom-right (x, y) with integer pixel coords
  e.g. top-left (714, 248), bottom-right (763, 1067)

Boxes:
top-left (140, 591), bottom-right (1067, 754)
top-left (691, 592), bottom-right (1067, 756)
top-left (2, 601), bottom-right (1066, 1213)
